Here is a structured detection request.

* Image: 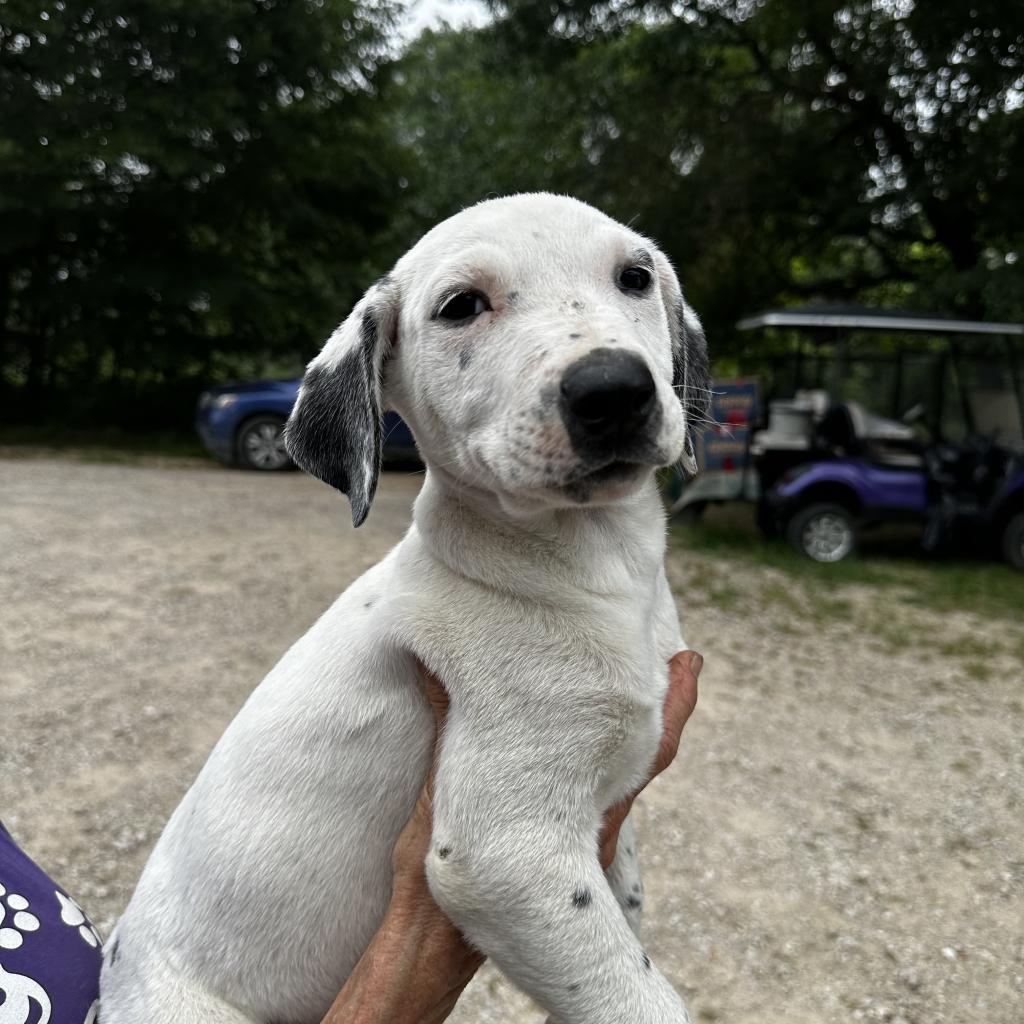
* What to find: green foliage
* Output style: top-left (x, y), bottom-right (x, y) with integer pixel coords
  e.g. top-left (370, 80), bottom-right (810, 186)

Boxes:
top-left (0, 0), bottom-right (405, 428)
top-left (396, 1), bottom-right (1024, 348)
top-left (2, 0), bottom-right (1021, 435)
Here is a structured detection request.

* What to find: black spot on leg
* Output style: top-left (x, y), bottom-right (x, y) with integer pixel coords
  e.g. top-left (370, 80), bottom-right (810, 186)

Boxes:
top-left (572, 887), bottom-right (592, 908)
top-left (508, 290), bottom-right (520, 302)
top-left (458, 348), bottom-right (472, 370)
top-left (437, 845), bottom-right (451, 859)
top-left (627, 896), bottom-right (643, 910)
top-left (642, 951), bottom-right (651, 970)
top-left (568, 333), bottom-right (581, 339)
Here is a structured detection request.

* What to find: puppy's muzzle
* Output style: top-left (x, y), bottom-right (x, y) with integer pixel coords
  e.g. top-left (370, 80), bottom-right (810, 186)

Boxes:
top-left (559, 348), bottom-right (659, 460)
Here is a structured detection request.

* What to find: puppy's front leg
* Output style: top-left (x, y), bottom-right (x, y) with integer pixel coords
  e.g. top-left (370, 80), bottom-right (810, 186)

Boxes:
top-left (425, 707), bottom-right (691, 1024)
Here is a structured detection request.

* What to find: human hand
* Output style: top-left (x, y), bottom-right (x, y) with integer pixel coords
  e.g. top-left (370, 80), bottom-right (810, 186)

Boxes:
top-left (323, 650), bottom-right (702, 1024)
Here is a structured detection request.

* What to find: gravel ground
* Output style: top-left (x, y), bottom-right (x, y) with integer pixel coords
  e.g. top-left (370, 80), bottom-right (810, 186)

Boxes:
top-left (2, 456), bottom-right (1022, 1024)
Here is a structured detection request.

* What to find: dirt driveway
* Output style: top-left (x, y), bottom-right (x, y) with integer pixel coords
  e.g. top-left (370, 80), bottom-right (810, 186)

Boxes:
top-left (2, 456), bottom-right (1021, 1023)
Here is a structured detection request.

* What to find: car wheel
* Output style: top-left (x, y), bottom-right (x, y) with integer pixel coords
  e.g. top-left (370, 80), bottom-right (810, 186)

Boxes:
top-left (237, 416), bottom-right (291, 471)
top-left (1002, 511), bottom-right (1024, 571)
top-left (786, 502), bottom-right (856, 563)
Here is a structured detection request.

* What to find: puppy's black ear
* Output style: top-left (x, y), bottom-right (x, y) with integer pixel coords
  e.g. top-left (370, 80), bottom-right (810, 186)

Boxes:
top-left (285, 279), bottom-right (397, 527)
top-left (653, 248), bottom-right (712, 475)
top-left (672, 298), bottom-right (711, 474)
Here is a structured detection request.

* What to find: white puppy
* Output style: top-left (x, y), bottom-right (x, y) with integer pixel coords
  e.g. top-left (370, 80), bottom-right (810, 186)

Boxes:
top-left (100, 193), bottom-right (710, 1024)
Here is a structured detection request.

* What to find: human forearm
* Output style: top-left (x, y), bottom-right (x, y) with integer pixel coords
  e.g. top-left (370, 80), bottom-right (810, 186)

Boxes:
top-left (322, 895), bottom-right (482, 1024)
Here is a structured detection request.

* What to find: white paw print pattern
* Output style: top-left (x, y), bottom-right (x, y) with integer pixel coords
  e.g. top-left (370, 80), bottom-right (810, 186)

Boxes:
top-left (0, 881), bottom-right (41, 950)
top-left (54, 890), bottom-right (101, 948)
top-left (54, 889), bottom-right (102, 948)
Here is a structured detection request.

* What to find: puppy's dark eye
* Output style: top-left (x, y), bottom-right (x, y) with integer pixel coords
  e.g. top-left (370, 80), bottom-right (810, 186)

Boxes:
top-left (437, 291), bottom-right (491, 322)
top-left (619, 267), bottom-right (651, 292)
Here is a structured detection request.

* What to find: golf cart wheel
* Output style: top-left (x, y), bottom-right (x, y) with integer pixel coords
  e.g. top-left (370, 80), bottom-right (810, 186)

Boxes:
top-left (1002, 511), bottom-right (1024, 571)
top-left (237, 415), bottom-right (292, 471)
top-left (786, 502), bottom-right (857, 563)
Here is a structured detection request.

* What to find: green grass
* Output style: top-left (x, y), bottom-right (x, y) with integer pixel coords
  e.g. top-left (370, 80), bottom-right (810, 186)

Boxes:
top-left (671, 503), bottom-right (1024, 625)
top-left (0, 425), bottom-right (209, 462)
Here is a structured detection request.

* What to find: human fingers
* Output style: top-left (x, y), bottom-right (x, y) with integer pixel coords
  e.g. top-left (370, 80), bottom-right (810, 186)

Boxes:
top-left (651, 651), bottom-right (701, 777)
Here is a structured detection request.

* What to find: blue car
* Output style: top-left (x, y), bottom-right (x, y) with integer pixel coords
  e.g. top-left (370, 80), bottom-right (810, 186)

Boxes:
top-left (195, 379), bottom-right (418, 471)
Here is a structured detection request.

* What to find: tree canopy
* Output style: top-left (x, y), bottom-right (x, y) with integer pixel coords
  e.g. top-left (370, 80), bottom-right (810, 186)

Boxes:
top-left (1, 0), bottom-right (1021, 431)
top-left (398, 0), bottom-right (1024, 342)
top-left (1, 0), bottom-right (404, 426)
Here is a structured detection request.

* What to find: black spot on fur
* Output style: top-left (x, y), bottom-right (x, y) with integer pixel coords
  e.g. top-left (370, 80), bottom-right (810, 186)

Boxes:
top-left (572, 887), bottom-right (592, 908)
top-left (607, 337), bottom-right (617, 344)
top-left (459, 348), bottom-right (472, 370)
top-left (508, 290), bottom-right (520, 301)
top-left (437, 846), bottom-right (451, 860)
top-left (569, 332), bottom-right (581, 339)
top-left (642, 951), bottom-right (651, 970)
top-left (632, 882), bottom-right (642, 893)
top-left (571, 300), bottom-right (584, 311)
top-left (364, 599), bottom-right (375, 609)
top-left (568, 982), bottom-right (580, 992)
top-left (109, 937), bottom-right (120, 965)
top-left (627, 896), bottom-right (643, 909)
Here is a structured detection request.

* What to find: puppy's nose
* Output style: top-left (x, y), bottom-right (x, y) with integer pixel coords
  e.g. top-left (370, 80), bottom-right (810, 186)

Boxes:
top-left (560, 348), bottom-right (656, 444)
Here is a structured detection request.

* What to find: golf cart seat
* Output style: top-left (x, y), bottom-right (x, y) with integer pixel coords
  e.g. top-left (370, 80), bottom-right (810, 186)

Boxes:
top-left (815, 402), bottom-right (923, 468)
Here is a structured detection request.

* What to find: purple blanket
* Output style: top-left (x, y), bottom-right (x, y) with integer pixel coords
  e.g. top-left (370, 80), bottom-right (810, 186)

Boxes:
top-left (0, 820), bottom-right (102, 1023)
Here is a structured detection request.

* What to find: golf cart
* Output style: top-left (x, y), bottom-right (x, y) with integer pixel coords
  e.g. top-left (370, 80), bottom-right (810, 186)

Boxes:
top-left (671, 306), bottom-right (1024, 568)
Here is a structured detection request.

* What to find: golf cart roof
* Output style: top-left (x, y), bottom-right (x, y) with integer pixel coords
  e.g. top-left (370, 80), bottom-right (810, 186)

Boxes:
top-left (736, 303), bottom-right (1024, 337)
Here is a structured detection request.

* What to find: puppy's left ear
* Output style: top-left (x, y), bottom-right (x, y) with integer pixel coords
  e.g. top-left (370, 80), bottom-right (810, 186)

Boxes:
top-left (673, 299), bottom-right (711, 474)
top-left (285, 278), bottom-right (397, 527)
top-left (654, 252), bottom-right (710, 475)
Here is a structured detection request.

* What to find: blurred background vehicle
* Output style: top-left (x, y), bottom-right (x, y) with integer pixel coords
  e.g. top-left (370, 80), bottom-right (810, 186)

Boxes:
top-left (196, 380), bottom-right (417, 471)
top-left (669, 307), bottom-right (1024, 568)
